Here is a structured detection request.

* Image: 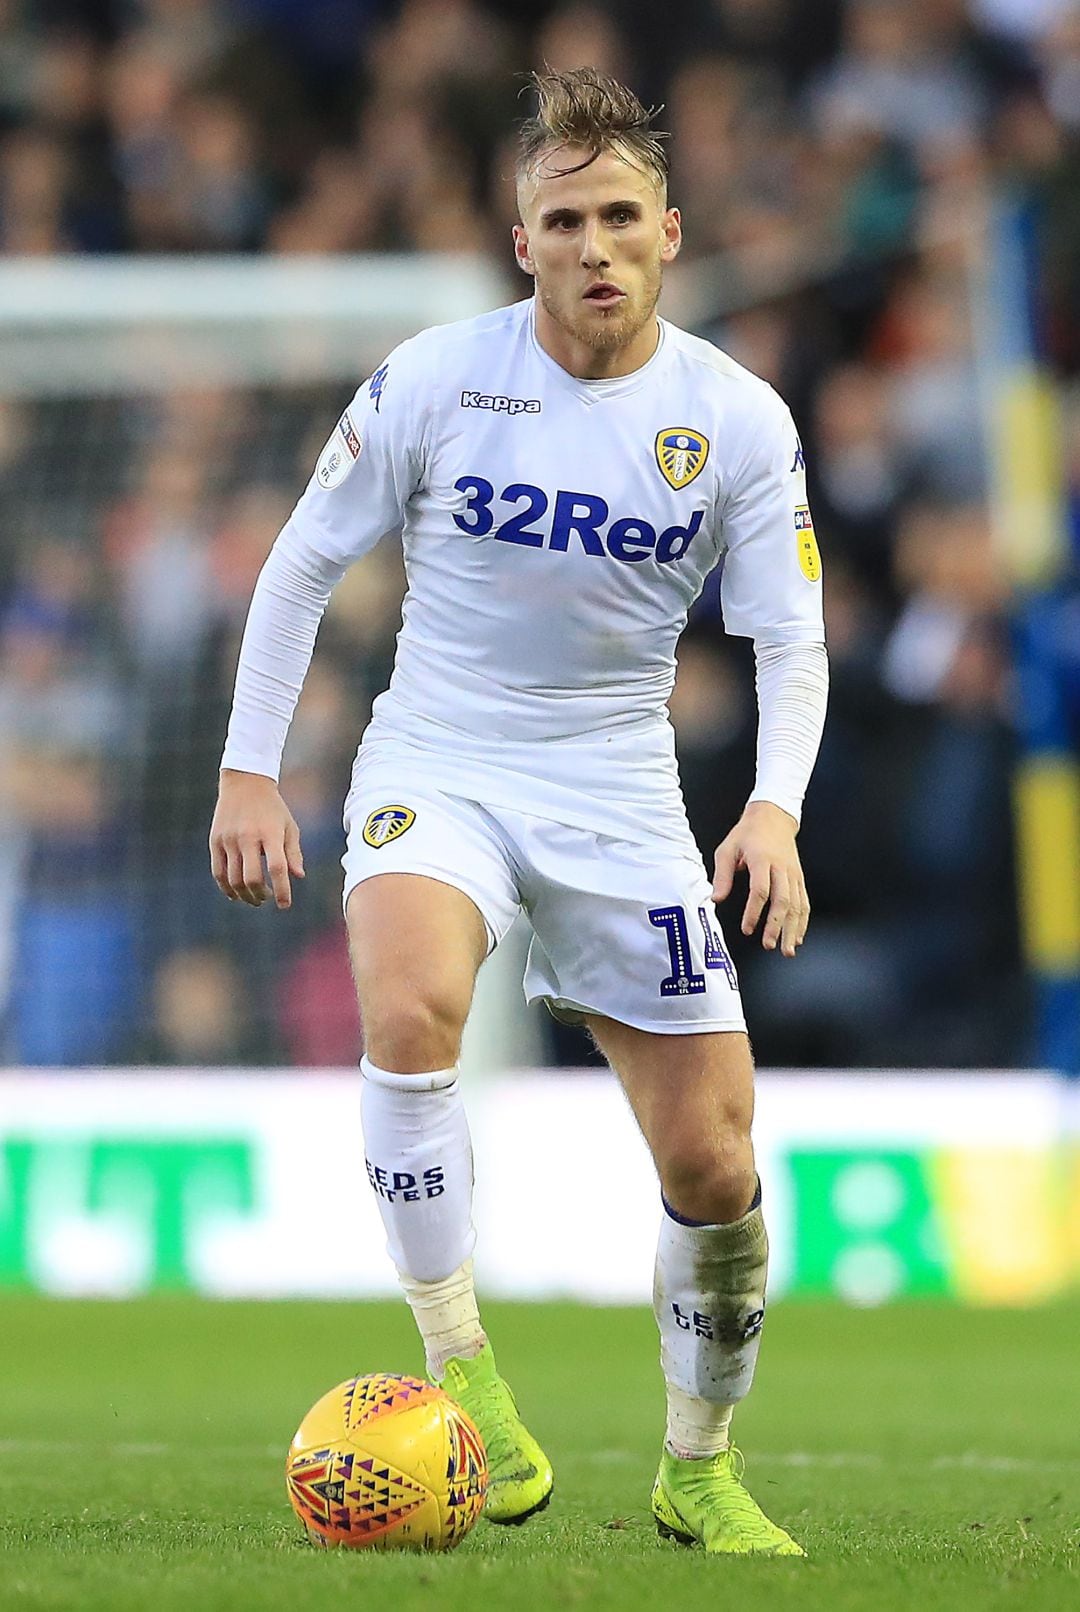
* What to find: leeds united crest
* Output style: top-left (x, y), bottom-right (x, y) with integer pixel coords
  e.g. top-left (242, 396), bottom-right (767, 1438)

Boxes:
top-left (655, 428), bottom-right (709, 490)
top-left (362, 805), bottom-right (416, 848)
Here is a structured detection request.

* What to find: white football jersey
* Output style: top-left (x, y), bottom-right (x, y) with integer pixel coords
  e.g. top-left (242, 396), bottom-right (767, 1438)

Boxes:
top-left (223, 298), bottom-right (824, 846)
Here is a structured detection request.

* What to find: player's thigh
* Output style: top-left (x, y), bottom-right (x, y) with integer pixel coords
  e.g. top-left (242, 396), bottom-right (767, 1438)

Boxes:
top-left (347, 873), bottom-right (489, 1027)
top-left (589, 1016), bottom-right (756, 1184)
top-left (516, 818), bottom-right (755, 1212)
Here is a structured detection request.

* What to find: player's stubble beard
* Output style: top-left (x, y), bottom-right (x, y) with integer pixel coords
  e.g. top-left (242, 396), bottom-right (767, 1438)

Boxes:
top-left (536, 251), bottom-right (664, 355)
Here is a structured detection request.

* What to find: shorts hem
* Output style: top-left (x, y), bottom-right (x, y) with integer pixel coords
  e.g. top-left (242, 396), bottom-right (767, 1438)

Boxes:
top-left (342, 863), bottom-right (517, 954)
top-left (532, 991), bottom-right (746, 1036)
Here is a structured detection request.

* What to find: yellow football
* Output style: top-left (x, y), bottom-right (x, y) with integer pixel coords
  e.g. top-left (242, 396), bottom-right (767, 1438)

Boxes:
top-left (286, 1373), bottom-right (487, 1551)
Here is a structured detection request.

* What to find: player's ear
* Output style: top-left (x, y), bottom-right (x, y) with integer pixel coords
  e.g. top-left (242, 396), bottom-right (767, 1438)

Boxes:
top-left (660, 207), bottom-right (682, 264)
top-left (512, 223), bottom-right (535, 277)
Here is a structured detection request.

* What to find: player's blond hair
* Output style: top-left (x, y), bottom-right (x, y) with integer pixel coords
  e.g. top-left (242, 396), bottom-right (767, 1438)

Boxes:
top-left (516, 68), bottom-right (669, 199)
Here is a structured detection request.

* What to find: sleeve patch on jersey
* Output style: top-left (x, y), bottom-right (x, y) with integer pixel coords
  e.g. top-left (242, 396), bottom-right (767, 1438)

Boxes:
top-left (794, 507), bottom-right (822, 582)
top-left (316, 411), bottom-right (363, 491)
top-left (339, 408), bottom-right (362, 459)
top-left (362, 805), bottom-right (416, 847)
top-left (655, 428), bottom-right (709, 490)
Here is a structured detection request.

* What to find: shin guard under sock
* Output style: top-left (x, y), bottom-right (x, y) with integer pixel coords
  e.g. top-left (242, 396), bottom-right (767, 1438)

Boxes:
top-left (360, 1056), bottom-right (476, 1283)
top-left (654, 1188), bottom-right (769, 1411)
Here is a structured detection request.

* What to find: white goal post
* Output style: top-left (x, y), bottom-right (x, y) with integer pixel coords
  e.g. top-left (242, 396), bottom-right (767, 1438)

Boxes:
top-left (0, 253), bottom-right (509, 396)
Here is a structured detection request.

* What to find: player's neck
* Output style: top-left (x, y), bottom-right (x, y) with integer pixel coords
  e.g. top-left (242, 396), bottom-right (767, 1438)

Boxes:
top-left (533, 301), bottom-right (661, 381)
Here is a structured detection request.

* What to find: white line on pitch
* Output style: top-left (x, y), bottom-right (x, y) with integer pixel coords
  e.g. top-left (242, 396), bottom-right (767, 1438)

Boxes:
top-left (0, 1439), bottom-right (279, 1459)
top-left (585, 1450), bottom-right (1080, 1474)
top-left (2, 1441), bottom-right (1079, 1475)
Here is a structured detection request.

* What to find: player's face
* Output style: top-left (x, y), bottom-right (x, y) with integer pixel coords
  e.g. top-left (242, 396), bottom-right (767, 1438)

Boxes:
top-left (513, 146), bottom-right (681, 374)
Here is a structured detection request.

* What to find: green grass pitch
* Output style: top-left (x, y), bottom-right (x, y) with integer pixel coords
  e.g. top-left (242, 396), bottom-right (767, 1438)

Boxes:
top-left (1, 1295), bottom-right (1077, 1610)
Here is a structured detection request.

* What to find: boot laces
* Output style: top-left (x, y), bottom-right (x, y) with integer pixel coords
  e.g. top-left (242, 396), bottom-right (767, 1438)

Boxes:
top-left (454, 1373), bottom-right (526, 1472)
top-left (687, 1448), bottom-right (781, 1541)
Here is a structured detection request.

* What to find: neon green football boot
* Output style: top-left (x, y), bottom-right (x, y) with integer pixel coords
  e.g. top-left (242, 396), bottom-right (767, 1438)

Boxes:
top-left (437, 1344), bottom-right (553, 1524)
top-left (652, 1447), bottom-right (805, 1556)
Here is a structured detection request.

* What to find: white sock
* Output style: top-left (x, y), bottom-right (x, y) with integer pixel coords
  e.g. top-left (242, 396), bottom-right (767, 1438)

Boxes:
top-left (360, 1056), bottom-right (476, 1282)
top-left (399, 1258), bottom-right (487, 1379)
top-left (665, 1383), bottom-right (734, 1460)
top-left (653, 1192), bottom-right (768, 1456)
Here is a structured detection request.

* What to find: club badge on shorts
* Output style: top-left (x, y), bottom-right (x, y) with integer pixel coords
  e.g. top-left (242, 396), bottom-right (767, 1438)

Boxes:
top-left (655, 427), bottom-right (709, 490)
top-left (794, 505), bottom-right (822, 581)
top-left (362, 805), bottom-right (416, 848)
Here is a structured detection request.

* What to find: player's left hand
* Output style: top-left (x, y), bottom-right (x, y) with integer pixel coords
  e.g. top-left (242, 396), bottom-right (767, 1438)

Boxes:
top-left (712, 800), bottom-right (809, 958)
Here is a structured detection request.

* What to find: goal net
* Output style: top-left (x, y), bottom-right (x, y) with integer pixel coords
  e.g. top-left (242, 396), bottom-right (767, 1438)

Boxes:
top-left (0, 254), bottom-right (509, 1070)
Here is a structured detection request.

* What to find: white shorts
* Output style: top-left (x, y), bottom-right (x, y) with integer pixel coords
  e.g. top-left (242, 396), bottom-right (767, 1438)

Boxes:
top-left (342, 769), bottom-right (746, 1038)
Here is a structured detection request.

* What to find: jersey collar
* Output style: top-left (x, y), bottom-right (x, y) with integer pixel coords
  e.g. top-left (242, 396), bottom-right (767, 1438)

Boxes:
top-left (526, 298), bottom-right (668, 406)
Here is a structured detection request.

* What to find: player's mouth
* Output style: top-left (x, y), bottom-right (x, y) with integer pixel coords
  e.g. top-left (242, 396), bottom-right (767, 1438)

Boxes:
top-left (583, 282), bottom-right (626, 307)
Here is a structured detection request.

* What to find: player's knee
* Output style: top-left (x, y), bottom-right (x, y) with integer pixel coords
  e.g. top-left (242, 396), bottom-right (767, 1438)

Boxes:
top-left (661, 1129), bottom-right (756, 1226)
top-left (362, 989), bottom-right (467, 1074)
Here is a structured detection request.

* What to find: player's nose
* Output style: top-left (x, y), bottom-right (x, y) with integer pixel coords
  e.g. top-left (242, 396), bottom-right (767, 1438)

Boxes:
top-left (579, 224), bottom-right (610, 270)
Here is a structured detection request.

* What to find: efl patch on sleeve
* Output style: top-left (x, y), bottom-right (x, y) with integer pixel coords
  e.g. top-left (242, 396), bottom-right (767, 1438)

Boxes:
top-left (315, 408), bottom-right (363, 490)
top-left (794, 506), bottom-right (821, 582)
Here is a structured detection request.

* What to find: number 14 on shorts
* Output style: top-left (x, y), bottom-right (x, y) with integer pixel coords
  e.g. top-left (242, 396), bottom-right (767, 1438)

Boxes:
top-left (648, 905), bottom-right (738, 997)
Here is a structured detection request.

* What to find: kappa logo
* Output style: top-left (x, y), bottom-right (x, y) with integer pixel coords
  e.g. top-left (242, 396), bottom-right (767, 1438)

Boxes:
top-left (368, 363), bottom-right (389, 413)
top-left (362, 805), bottom-right (416, 848)
top-left (791, 437), bottom-right (806, 473)
top-left (461, 390), bottom-right (541, 416)
top-left (655, 427), bottom-right (709, 490)
top-left (794, 505), bottom-right (822, 582)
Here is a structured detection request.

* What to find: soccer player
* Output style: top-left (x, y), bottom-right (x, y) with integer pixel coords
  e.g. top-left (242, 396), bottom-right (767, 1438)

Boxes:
top-left (210, 68), bottom-right (827, 1556)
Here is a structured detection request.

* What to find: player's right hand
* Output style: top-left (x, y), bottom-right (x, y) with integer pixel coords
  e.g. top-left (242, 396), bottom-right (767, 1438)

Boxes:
top-left (209, 769), bottom-right (305, 909)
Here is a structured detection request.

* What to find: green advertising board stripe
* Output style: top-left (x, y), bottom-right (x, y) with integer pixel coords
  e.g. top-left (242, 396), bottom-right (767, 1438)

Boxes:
top-left (0, 1072), bottom-right (1069, 1302)
top-left (1, 1139), bottom-right (256, 1290)
top-left (789, 1151), bottom-right (950, 1303)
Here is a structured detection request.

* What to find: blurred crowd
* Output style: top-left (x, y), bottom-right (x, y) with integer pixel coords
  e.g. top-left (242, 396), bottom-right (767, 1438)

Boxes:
top-left (2, 0), bottom-right (1079, 1068)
